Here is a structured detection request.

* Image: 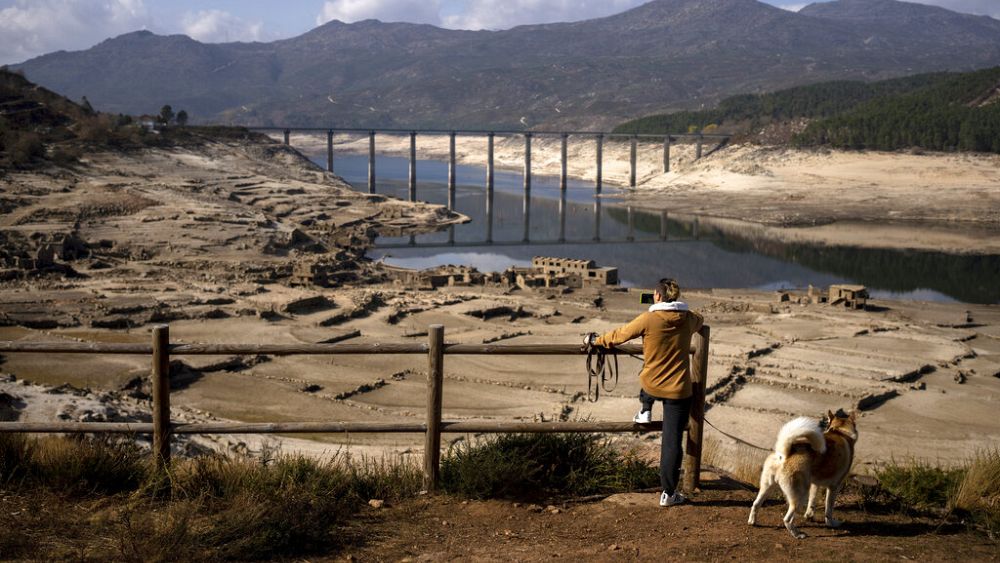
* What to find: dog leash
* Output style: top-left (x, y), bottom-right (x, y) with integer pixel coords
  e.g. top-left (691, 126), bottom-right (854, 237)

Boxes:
top-left (702, 416), bottom-right (771, 451)
top-left (585, 344), bottom-right (619, 402)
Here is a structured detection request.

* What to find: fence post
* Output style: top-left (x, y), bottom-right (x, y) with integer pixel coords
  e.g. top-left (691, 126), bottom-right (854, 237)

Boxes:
top-left (424, 324), bottom-right (445, 492)
top-left (152, 324), bottom-right (171, 469)
top-left (682, 325), bottom-right (709, 493)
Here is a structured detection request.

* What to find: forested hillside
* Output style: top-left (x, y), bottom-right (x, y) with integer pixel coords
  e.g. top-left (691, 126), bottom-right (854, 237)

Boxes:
top-left (614, 67), bottom-right (1000, 153)
top-left (796, 68), bottom-right (1000, 152)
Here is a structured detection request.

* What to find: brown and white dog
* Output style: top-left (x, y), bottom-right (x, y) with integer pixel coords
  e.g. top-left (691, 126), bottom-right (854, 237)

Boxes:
top-left (747, 410), bottom-right (858, 539)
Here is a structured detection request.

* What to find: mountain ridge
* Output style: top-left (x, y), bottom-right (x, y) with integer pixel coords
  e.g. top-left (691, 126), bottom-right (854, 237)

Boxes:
top-left (12, 0), bottom-right (1000, 129)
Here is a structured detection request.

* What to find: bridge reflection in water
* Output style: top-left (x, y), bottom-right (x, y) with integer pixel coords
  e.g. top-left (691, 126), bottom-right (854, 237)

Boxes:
top-left (312, 154), bottom-right (999, 304)
top-left (375, 192), bottom-right (701, 250)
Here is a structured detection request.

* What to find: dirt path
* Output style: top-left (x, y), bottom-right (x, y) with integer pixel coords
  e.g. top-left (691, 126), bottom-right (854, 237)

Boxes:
top-left (340, 475), bottom-right (998, 562)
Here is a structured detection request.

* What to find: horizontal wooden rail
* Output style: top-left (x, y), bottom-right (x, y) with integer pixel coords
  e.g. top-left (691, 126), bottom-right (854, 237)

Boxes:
top-left (0, 420), bottom-right (659, 435)
top-left (0, 324), bottom-right (709, 493)
top-left (0, 341), bottom-right (645, 356)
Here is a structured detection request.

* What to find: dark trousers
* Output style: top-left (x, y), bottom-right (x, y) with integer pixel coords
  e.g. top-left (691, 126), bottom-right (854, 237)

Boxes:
top-left (640, 389), bottom-right (691, 495)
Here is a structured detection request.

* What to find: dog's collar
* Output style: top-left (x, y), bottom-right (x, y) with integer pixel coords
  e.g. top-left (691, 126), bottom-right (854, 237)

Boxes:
top-left (826, 426), bottom-right (858, 443)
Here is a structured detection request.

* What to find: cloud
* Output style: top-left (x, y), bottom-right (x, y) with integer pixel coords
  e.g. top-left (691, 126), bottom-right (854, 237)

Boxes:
top-left (774, 3), bottom-right (807, 11)
top-left (441, 0), bottom-right (645, 30)
top-left (316, 0), bottom-right (442, 26)
top-left (0, 0), bottom-right (149, 65)
top-left (182, 10), bottom-right (263, 43)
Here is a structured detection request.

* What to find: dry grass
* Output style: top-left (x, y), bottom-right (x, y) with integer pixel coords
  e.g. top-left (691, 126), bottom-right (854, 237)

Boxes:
top-left (0, 433), bottom-right (422, 560)
top-left (952, 449), bottom-right (1000, 536)
top-left (701, 434), bottom-right (768, 485)
top-left (0, 432), bottom-right (658, 559)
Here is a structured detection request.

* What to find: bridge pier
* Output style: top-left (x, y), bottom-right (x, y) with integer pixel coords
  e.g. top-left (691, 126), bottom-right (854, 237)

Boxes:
top-left (663, 136), bottom-right (671, 173)
top-left (523, 192), bottom-right (531, 243)
top-left (595, 134), bottom-right (603, 194)
top-left (447, 131), bottom-right (456, 210)
top-left (486, 132), bottom-right (494, 243)
top-left (408, 131), bottom-right (417, 202)
top-left (523, 133), bottom-right (532, 193)
top-left (593, 199), bottom-right (602, 242)
top-left (368, 131), bottom-right (376, 194)
top-left (696, 133), bottom-right (703, 160)
top-left (283, 129), bottom-right (290, 145)
top-left (629, 136), bottom-right (637, 188)
top-left (560, 133), bottom-right (568, 192)
top-left (558, 190), bottom-right (567, 243)
top-left (326, 130), bottom-right (334, 172)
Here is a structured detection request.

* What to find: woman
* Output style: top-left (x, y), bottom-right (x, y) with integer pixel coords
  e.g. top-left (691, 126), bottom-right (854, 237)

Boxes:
top-left (588, 278), bottom-right (703, 507)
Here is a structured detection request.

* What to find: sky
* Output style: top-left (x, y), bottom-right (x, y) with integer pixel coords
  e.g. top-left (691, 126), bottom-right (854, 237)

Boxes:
top-left (2, 0), bottom-right (999, 66)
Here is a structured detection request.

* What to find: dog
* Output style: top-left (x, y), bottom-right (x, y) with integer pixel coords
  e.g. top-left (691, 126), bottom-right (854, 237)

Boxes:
top-left (747, 410), bottom-right (858, 539)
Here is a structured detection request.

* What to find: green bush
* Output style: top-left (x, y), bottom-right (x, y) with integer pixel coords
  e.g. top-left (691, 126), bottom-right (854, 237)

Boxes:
top-left (876, 459), bottom-right (964, 512)
top-left (440, 433), bottom-right (658, 499)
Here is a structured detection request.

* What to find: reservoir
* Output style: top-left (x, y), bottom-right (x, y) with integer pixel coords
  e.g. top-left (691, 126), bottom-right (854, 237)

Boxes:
top-left (309, 153), bottom-right (999, 304)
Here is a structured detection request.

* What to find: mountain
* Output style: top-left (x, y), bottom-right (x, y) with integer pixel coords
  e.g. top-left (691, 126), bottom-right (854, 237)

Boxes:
top-left (11, 0), bottom-right (1000, 129)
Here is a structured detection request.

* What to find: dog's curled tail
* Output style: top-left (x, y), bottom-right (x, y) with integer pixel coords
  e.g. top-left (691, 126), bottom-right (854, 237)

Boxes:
top-left (774, 417), bottom-right (825, 460)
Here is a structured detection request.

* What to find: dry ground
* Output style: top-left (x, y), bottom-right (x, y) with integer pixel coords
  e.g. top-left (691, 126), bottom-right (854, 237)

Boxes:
top-left (336, 474), bottom-right (998, 562)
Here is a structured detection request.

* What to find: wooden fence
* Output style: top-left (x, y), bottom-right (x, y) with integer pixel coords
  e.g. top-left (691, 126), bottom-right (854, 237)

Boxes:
top-left (0, 324), bottom-right (710, 492)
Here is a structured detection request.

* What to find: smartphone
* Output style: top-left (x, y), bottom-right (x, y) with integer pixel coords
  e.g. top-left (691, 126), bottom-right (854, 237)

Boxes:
top-left (639, 292), bottom-right (654, 304)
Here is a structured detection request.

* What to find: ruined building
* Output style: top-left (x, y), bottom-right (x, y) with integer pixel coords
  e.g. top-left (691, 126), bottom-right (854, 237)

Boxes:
top-left (529, 257), bottom-right (619, 288)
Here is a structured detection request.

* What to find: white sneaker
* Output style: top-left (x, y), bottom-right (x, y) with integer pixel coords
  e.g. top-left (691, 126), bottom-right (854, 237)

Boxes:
top-left (633, 410), bottom-right (652, 424)
top-left (659, 491), bottom-right (686, 507)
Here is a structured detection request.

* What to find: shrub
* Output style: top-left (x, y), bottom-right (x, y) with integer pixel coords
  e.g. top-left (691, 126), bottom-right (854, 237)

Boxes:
top-left (953, 449), bottom-right (1000, 536)
top-left (440, 433), bottom-right (658, 499)
top-left (876, 459), bottom-right (964, 512)
top-left (164, 450), bottom-right (421, 559)
top-left (0, 432), bottom-right (35, 484)
top-left (10, 132), bottom-right (44, 167)
top-left (32, 435), bottom-right (149, 496)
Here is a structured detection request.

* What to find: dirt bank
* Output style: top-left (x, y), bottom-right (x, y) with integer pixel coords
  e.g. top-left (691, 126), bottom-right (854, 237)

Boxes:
top-left (341, 477), bottom-right (997, 561)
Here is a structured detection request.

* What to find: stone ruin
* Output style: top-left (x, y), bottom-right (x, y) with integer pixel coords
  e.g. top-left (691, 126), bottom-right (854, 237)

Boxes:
top-left (0, 231), bottom-right (93, 279)
top-left (803, 284), bottom-right (869, 310)
top-left (382, 256), bottom-right (620, 293)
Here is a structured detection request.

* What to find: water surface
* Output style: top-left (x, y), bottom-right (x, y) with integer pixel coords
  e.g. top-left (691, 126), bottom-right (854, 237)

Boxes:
top-left (310, 153), bottom-right (999, 304)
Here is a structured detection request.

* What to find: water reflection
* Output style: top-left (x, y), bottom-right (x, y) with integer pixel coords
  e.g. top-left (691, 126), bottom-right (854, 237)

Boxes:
top-left (312, 153), bottom-right (999, 304)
